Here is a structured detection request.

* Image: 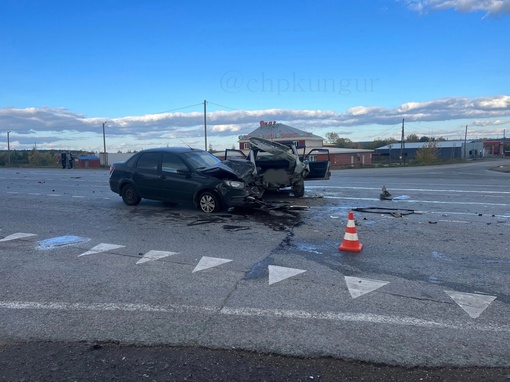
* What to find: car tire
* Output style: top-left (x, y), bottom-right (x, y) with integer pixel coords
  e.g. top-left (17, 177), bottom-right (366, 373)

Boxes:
top-left (198, 191), bottom-right (221, 213)
top-left (121, 184), bottom-right (142, 205)
top-left (292, 179), bottom-right (305, 197)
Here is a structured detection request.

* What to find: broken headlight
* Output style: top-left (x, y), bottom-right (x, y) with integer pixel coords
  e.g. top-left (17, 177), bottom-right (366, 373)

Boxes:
top-left (223, 180), bottom-right (245, 189)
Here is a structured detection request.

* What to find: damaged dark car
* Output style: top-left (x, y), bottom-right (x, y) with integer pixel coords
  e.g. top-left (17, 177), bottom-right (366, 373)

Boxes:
top-left (109, 147), bottom-right (262, 213)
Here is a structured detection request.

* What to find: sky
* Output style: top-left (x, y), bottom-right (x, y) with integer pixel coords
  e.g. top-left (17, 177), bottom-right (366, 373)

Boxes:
top-left (1, 0), bottom-right (509, 153)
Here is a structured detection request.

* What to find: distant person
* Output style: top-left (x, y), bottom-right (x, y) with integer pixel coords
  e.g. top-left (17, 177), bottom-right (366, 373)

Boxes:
top-left (68, 152), bottom-right (74, 169)
top-left (61, 152), bottom-right (67, 169)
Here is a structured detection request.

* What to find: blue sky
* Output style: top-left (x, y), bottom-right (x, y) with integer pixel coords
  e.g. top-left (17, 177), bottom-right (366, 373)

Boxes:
top-left (1, 0), bottom-right (509, 153)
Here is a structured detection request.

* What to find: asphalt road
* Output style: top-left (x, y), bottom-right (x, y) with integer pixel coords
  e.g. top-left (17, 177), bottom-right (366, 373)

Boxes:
top-left (0, 159), bottom-right (509, 380)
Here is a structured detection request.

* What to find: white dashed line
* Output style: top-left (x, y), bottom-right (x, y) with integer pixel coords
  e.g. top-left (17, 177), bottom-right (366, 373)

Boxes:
top-left (0, 301), bottom-right (508, 333)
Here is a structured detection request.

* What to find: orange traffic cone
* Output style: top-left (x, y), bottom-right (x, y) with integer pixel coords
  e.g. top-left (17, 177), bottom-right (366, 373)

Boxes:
top-left (338, 211), bottom-right (363, 252)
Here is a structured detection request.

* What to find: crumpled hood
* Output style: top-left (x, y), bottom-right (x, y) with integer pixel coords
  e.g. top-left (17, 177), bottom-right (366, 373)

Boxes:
top-left (249, 137), bottom-right (291, 154)
top-left (249, 137), bottom-right (299, 164)
top-left (199, 159), bottom-right (255, 181)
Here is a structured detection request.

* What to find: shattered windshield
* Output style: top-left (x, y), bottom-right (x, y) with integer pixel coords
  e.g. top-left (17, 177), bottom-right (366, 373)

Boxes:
top-left (182, 151), bottom-right (221, 170)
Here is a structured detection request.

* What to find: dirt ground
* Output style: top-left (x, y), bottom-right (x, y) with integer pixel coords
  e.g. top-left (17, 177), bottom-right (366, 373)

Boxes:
top-left (1, 341), bottom-right (509, 382)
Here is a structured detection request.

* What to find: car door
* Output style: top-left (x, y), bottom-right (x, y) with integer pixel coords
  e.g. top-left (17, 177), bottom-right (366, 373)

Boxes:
top-left (304, 149), bottom-right (331, 180)
top-left (156, 152), bottom-right (200, 202)
top-left (132, 152), bottom-right (161, 198)
top-left (224, 149), bottom-right (247, 160)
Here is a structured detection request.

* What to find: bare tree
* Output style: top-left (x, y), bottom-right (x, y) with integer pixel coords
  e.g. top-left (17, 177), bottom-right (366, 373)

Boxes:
top-left (325, 132), bottom-right (339, 144)
top-left (416, 141), bottom-right (439, 164)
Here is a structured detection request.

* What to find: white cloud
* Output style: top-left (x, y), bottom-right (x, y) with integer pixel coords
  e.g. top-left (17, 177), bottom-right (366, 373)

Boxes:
top-left (406, 0), bottom-right (510, 16)
top-left (346, 106), bottom-right (382, 116)
top-left (211, 124), bottom-right (241, 133)
top-left (1, 95), bottom-right (509, 151)
top-left (470, 119), bottom-right (510, 126)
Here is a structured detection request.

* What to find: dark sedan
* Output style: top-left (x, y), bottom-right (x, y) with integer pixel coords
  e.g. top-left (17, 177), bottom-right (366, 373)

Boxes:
top-left (109, 147), bottom-right (260, 213)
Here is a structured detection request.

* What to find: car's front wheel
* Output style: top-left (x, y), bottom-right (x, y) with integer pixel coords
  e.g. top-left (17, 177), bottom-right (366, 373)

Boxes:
top-left (198, 191), bottom-right (221, 213)
top-left (121, 184), bottom-right (142, 205)
top-left (292, 178), bottom-right (305, 197)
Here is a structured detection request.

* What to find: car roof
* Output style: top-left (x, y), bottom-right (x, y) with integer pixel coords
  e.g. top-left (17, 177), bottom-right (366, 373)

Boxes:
top-left (139, 147), bottom-right (206, 154)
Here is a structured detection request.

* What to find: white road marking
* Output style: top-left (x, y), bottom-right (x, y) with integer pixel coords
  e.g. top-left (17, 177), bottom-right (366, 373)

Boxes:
top-left (72, 195), bottom-right (85, 198)
top-left (78, 243), bottom-right (125, 257)
top-left (0, 233), bottom-right (37, 242)
top-left (47, 194), bottom-right (61, 197)
top-left (307, 186), bottom-right (510, 195)
top-left (136, 250), bottom-right (177, 264)
top-left (445, 291), bottom-right (497, 319)
top-left (268, 265), bottom-right (306, 285)
top-left (323, 196), bottom-right (510, 207)
top-left (1, 300), bottom-right (509, 333)
top-left (28, 193), bottom-right (41, 195)
top-left (345, 276), bottom-right (389, 299)
top-left (0, 300), bottom-right (215, 314)
top-left (193, 256), bottom-right (232, 273)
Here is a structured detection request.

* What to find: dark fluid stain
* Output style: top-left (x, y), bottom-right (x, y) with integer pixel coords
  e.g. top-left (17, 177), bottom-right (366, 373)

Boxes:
top-left (243, 257), bottom-right (272, 280)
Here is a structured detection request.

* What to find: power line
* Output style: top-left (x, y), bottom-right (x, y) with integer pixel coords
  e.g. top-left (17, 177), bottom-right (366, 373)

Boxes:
top-left (153, 102), bottom-right (205, 114)
top-left (149, 100), bottom-right (239, 116)
top-left (206, 101), bottom-right (239, 111)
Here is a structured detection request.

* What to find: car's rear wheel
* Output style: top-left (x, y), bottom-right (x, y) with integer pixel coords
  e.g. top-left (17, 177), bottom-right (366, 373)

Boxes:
top-left (121, 184), bottom-right (142, 205)
top-left (292, 178), bottom-right (305, 197)
top-left (198, 191), bottom-right (221, 213)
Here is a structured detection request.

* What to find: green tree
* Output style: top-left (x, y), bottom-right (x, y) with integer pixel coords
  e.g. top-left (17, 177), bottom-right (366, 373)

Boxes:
top-left (325, 132), bottom-right (339, 144)
top-left (334, 138), bottom-right (354, 148)
top-left (28, 149), bottom-right (43, 166)
top-left (406, 134), bottom-right (419, 142)
top-left (364, 138), bottom-right (397, 150)
top-left (28, 149), bottom-right (55, 166)
top-left (416, 141), bottom-right (439, 164)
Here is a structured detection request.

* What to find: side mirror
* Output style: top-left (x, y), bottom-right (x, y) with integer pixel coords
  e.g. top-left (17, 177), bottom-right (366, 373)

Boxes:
top-left (176, 168), bottom-right (191, 175)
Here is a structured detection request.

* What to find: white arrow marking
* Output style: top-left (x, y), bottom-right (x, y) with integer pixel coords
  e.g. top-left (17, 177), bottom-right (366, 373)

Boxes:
top-left (78, 243), bottom-right (125, 257)
top-left (445, 290), bottom-right (497, 318)
top-left (0, 233), bottom-right (37, 242)
top-left (268, 265), bottom-right (306, 285)
top-left (345, 276), bottom-right (389, 299)
top-left (136, 250), bottom-right (177, 264)
top-left (192, 256), bottom-right (232, 273)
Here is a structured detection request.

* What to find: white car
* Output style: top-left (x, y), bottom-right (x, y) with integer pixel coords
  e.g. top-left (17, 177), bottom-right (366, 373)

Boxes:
top-left (225, 137), bottom-right (331, 197)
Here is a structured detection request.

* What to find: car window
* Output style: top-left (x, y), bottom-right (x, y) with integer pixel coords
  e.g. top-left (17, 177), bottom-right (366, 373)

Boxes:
top-left (136, 152), bottom-right (160, 170)
top-left (182, 151), bottom-right (221, 169)
top-left (125, 154), bottom-right (138, 167)
top-left (162, 152), bottom-right (188, 173)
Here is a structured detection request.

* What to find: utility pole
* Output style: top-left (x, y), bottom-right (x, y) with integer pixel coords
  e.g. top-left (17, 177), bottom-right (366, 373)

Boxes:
top-left (7, 131), bottom-right (11, 165)
top-left (400, 118), bottom-right (405, 165)
top-left (463, 125), bottom-right (468, 160)
top-left (102, 122), bottom-right (107, 167)
top-left (204, 100), bottom-right (207, 151)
